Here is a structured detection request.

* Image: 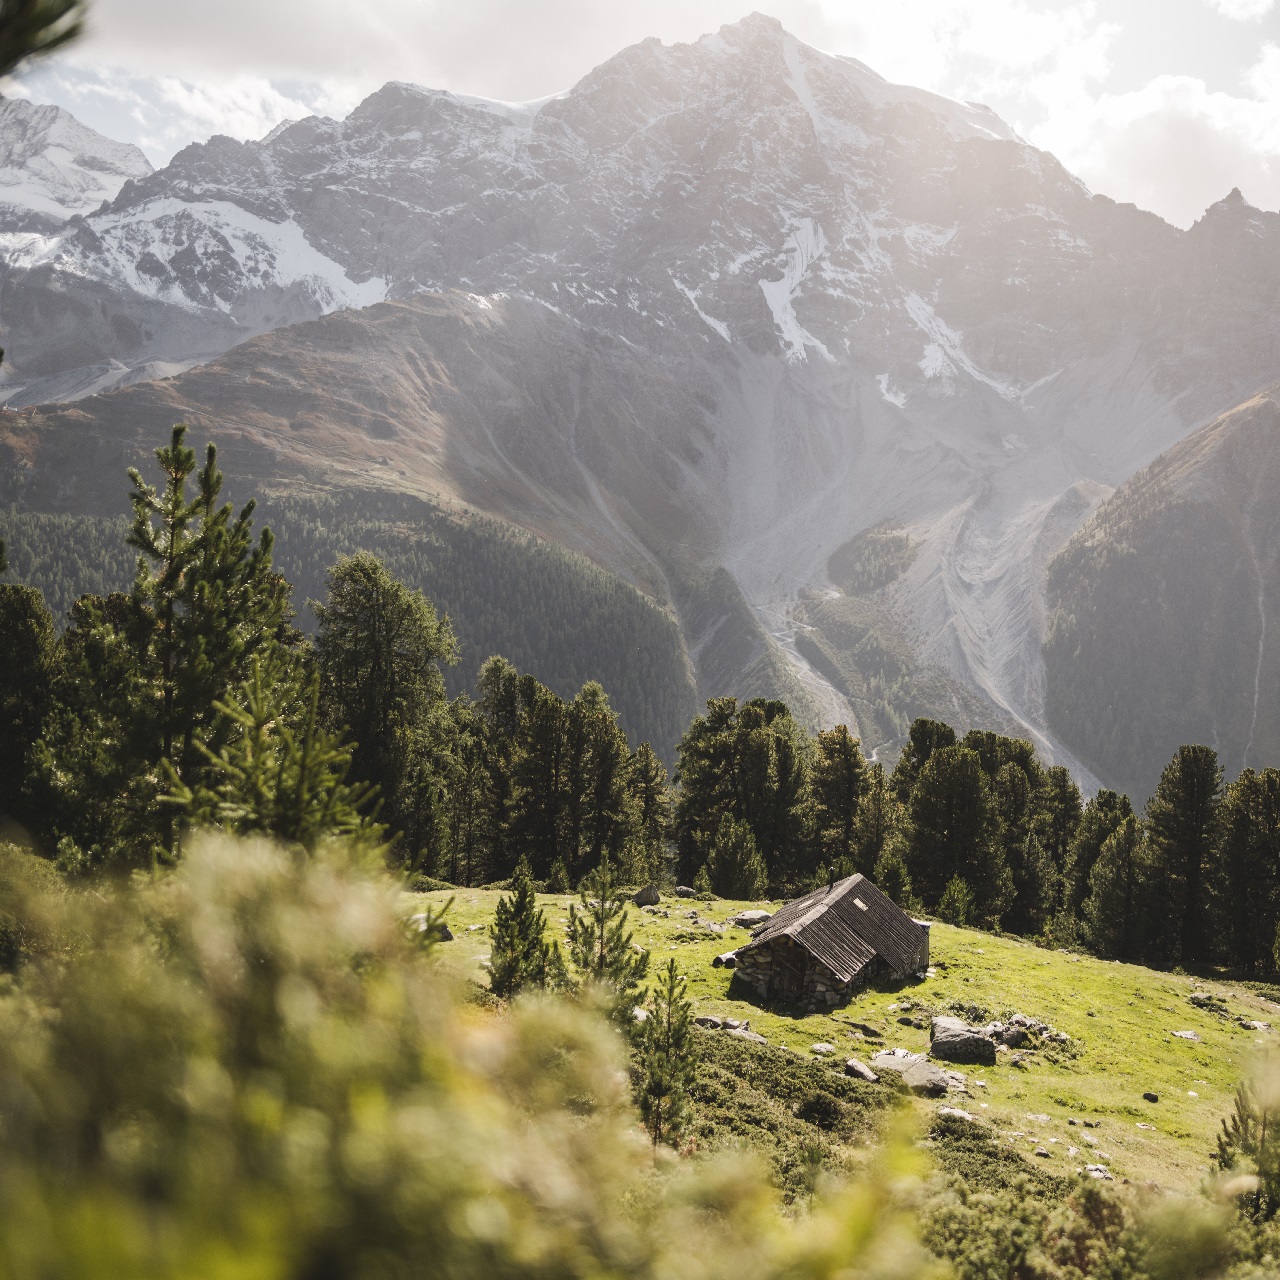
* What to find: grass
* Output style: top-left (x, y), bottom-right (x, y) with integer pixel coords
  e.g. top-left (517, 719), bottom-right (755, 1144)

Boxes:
top-left (413, 888), bottom-right (1280, 1194)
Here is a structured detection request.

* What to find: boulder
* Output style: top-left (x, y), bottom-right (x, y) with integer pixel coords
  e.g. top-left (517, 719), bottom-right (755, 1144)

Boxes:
top-left (723, 1018), bottom-right (745, 1030)
top-left (938, 1106), bottom-right (977, 1122)
top-left (712, 951), bottom-right (738, 968)
top-left (729, 1027), bottom-right (768, 1045)
top-left (844, 1058), bottom-right (879, 1082)
top-left (1143, 1092), bottom-right (1159, 1103)
top-left (1172, 1030), bottom-right (1201, 1041)
top-left (1085, 1164), bottom-right (1114, 1181)
top-left (870, 1048), bottom-right (923, 1076)
top-left (632, 884), bottom-right (661, 906)
top-left (733, 909), bottom-right (773, 927)
top-left (675, 886), bottom-right (697, 898)
top-left (902, 1060), bottom-right (950, 1096)
top-left (694, 1014), bottom-right (724, 1029)
top-left (811, 1042), bottom-right (836, 1056)
top-left (930, 1016), bottom-right (997, 1065)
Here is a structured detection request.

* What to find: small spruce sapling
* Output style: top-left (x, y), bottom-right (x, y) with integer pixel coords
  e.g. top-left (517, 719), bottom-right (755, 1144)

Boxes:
top-left (937, 876), bottom-right (974, 927)
top-left (636, 958), bottom-right (695, 1149)
top-left (568, 856), bottom-right (649, 1023)
top-left (489, 855), bottom-right (562, 997)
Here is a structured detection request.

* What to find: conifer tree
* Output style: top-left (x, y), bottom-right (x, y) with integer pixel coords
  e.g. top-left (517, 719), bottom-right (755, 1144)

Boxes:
top-left (314, 551), bottom-right (456, 856)
top-left (810, 725), bottom-right (866, 869)
top-left (0, 0), bottom-right (84, 79)
top-left (937, 876), bottom-right (975, 926)
top-left (1217, 769), bottom-right (1280, 972)
top-left (906, 745), bottom-right (1010, 923)
top-left (1037, 765), bottom-right (1082, 880)
top-left (0, 583), bottom-right (54, 828)
top-left (488, 856), bottom-right (560, 997)
top-left (873, 838), bottom-right (918, 911)
top-left (568, 856), bottom-right (649, 1023)
top-left (1082, 816), bottom-right (1146, 960)
top-left (705, 813), bottom-right (767, 900)
top-left (628, 742), bottom-right (671, 885)
top-left (852, 762), bottom-right (903, 875)
top-left (164, 652), bottom-right (383, 853)
top-left (1063, 790), bottom-right (1133, 917)
top-left (636, 958), bottom-right (695, 1149)
top-left (891, 718), bottom-right (956, 801)
top-left (1145, 745), bottom-right (1223, 964)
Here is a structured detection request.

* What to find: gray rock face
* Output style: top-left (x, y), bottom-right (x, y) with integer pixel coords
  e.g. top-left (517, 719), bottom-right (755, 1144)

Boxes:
top-left (6, 16), bottom-right (1280, 775)
top-left (844, 1058), bottom-right (878, 1082)
top-left (930, 1016), bottom-right (998, 1065)
top-left (632, 884), bottom-right (661, 906)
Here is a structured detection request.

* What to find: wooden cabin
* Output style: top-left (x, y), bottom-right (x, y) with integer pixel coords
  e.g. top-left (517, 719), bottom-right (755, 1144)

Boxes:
top-left (733, 873), bottom-right (929, 1010)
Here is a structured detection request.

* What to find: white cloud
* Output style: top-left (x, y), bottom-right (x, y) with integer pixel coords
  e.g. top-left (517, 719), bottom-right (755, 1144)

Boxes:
top-left (1206, 0), bottom-right (1275, 21)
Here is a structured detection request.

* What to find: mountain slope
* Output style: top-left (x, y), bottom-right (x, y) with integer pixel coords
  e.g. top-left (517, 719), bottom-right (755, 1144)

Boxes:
top-left (1045, 386), bottom-right (1280, 801)
top-left (5, 15), bottom-right (1280, 774)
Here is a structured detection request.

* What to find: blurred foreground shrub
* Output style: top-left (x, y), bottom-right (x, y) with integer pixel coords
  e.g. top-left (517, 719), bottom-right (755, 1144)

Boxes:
top-left (0, 834), bottom-right (933, 1280)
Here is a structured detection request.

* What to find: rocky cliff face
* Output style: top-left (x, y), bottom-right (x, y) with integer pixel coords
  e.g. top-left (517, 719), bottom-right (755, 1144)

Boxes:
top-left (4, 14), bottom-right (1279, 776)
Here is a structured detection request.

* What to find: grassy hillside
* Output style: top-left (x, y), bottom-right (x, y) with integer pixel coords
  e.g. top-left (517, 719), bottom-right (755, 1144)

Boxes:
top-left (418, 887), bottom-right (1279, 1194)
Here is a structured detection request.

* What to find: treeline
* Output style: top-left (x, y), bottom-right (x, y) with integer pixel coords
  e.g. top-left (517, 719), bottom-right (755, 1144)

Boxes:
top-left (0, 487), bottom-right (697, 762)
top-left (5, 427), bottom-right (1280, 981)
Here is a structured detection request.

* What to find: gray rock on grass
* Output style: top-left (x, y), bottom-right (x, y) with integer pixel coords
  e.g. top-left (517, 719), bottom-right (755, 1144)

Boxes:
top-left (930, 1016), bottom-right (998, 1065)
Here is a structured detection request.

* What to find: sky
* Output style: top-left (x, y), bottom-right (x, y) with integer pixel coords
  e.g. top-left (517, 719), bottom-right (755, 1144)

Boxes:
top-left (3, 0), bottom-right (1280, 228)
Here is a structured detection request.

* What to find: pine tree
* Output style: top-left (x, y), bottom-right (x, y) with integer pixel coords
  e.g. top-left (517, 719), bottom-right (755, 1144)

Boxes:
top-left (488, 856), bottom-right (560, 997)
top-left (937, 876), bottom-right (975, 926)
top-left (164, 652), bottom-right (383, 853)
top-left (0, 583), bottom-right (54, 828)
top-left (1215, 1072), bottom-right (1280, 1219)
top-left (628, 742), bottom-right (671, 885)
top-left (0, 0), bottom-right (84, 79)
top-left (1217, 770), bottom-right (1280, 973)
top-left (810, 725), bottom-right (866, 869)
top-left (1063, 790), bottom-right (1133, 918)
top-left (636, 958), bottom-right (695, 1149)
top-left (852, 762), bottom-right (903, 875)
top-left (891, 718), bottom-right (956, 802)
top-left (873, 837), bottom-right (918, 911)
top-left (314, 551), bottom-right (457, 858)
top-left (1006, 831), bottom-right (1056, 938)
top-left (568, 857), bottom-right (649, 1022)
top-left (1037, 765), bottom-right (1082, 882)
top-left (705, 813), bottom-right (767, 900)
top-left (1145, 745), bottom-right (1223, 965)
top-left (1082, 817), bottom-right (1145, 960)
top-left (906, 745), bottom-right (1010, 924)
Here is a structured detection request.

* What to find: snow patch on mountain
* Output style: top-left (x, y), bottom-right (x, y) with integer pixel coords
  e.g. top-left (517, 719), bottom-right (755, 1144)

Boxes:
top-left (905, 292), bottom-right (1015, 398)
top-left (759, 219), bottom-right (834, 363)
top-left (0, 97), bottom-right (151, 221)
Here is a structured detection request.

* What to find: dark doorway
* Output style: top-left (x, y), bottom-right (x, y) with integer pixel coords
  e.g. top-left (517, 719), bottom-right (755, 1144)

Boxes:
top-left (770, 945), bottom-right (805, 1000)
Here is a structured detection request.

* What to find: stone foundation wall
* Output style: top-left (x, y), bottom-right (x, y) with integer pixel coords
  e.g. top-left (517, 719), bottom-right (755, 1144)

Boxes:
top-left (736, 939), bottom-right (866, 1011)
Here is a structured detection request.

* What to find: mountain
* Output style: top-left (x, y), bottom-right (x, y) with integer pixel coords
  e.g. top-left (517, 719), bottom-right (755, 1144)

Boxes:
top-left (4, 14), bottom-right (1280, 774)
top-left (1045, 384), bottom-right (1280, 801)
top-left (0, 96), bottom-right (152, 229)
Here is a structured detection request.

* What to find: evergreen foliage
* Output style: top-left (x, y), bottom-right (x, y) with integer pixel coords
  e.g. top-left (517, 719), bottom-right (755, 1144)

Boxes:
top-left (0, 583), bottom-right (54, 829)
top-left (1144, 745), bottom-right (1223, 965)
top-left (937, 876), bottom-right (976, 927)
top-left (488, 855), bottom-right (561, 998)
top-left (0, 0), bottom-right (84, 78)
top-left (164, 653), bottom-right (384, 853)
top-left (1082, 817), bottom-right (1146, 961)
top-left (810, 725), bottom-right (867, 869)
top-left (635, 958), bottom-right (695, 1149)
top-left (705, 813), bottom-right (767, 900)
top-left (567, 857), bottom-right (650, 1023)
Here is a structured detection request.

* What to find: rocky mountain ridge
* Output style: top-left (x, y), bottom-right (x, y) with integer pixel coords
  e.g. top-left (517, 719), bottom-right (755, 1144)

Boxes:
top-left (3, 13), bottom-right (1279, 778)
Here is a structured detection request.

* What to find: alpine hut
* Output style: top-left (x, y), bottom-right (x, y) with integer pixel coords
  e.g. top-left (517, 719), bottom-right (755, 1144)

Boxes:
top-left (733, 873), bottom-right (929, 1010)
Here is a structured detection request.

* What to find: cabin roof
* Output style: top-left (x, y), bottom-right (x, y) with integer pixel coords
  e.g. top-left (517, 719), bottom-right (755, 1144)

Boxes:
top-left (738, 873), bottom-right (926, 983)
